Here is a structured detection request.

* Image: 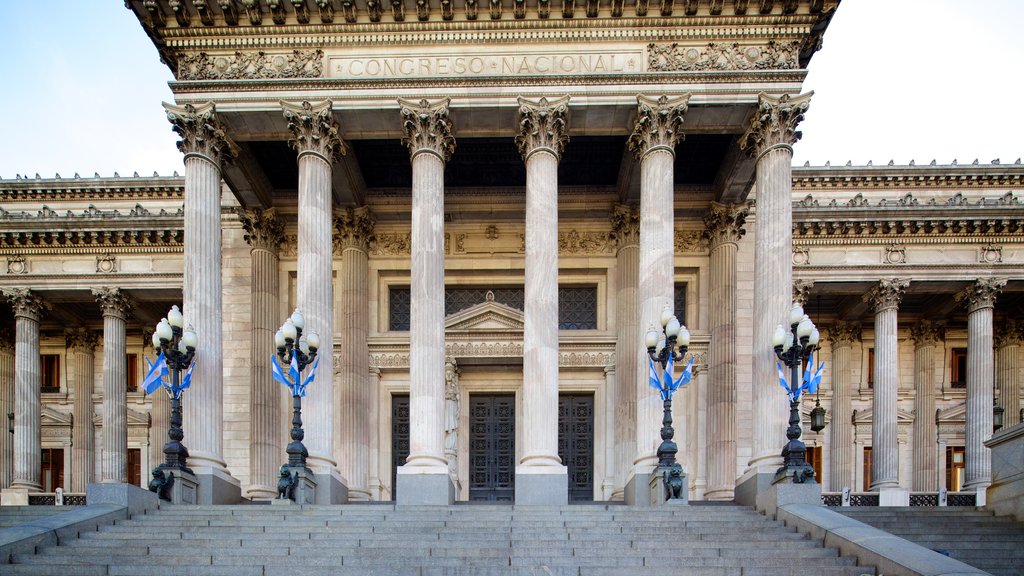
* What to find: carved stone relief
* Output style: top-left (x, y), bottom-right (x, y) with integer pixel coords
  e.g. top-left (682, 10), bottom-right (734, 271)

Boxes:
top-left (648, 40), bottom-right (800, 72)
top-left (176, 50), bottom-right (325, 80)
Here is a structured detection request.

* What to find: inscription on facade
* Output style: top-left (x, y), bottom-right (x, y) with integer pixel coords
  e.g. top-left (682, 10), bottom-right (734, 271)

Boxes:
top-left (330, 51), bottom-right (642, 78)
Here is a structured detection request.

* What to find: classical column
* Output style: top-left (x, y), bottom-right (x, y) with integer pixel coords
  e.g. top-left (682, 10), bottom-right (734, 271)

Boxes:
top-left (864, 279), bottom-right (908, 498)
top-left (996, 319), bottom-right (1023, 429)
top-left (396, 98), bottom-right (456, 505)
top-left (66, 327), bottom-right (98, 492)
top-left (164, 102), bottom-right (240, 501)
top-left (94, 288), bottom-right (132, 483)
top-left (238, 208), bottom-right (285, 500)
top-left (703, 202), bottom-right (748, 500)
top-left (610, 204), bottom-right (640, 501)
top-left (514, 95), bottom-right (570, 504)
top-left (145, 329), bottom-right (169, 477)
top-left (957, 277), bottom-right (1006, 495)
top-left (335, 206), bottom-right (376, 501)
top-left (737, 92), bottom-right (812, 491)
top-left (2, 288), bottom-right (45, 493)
top-left (282, 99), bottom-right (347, 503)
top-left (625, 94), bottom-right (689, 502)
top-left (911, 320), bottom-right (942, 491)
top-left (0, 332), bottom-right (14, 489)
top-left (827, 321), bottom-right (860, 491)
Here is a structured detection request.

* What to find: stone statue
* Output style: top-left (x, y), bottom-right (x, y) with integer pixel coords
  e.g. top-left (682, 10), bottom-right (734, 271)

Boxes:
top-left (664, 464), bottom-right (685, 500)
top-left (277, 465), bottom-right (296, 501)
top-left (444, 358), bottom-right (460, 483)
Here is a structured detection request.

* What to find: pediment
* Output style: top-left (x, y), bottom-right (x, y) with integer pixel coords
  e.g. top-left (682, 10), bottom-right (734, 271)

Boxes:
top-left (853, 407), bottom-right (914, 425)
top-left (92, 407), bottom-right (151, 427)
top-left (937, 402), bottom-right (966, 424)
top-left (41, 407), bottom-right (72, 426)
top-left (445, 292), bottom-right (524, 332)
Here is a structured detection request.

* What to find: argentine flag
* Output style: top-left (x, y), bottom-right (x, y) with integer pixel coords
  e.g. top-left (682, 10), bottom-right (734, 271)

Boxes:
top-left (142, 353), bottom-right (168, 395)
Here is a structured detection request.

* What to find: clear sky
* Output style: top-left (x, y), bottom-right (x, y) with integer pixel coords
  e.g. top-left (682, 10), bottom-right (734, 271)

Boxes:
top-left (0, 0), bottom-right (1020, 179)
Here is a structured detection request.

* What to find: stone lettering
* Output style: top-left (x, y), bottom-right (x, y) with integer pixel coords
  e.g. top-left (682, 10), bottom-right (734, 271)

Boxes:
top-left (331, 51), bottom-right (641, 78)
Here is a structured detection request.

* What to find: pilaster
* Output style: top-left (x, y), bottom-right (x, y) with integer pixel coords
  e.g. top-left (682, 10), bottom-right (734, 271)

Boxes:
top-left (238, 207), bottom-right (285, 500)
top-left (911, 320), bottom-right (943, 491)
top-left (66, 327), bottom-right (98, 492)
top-left (94, 288), bottom-right (132, 484)
top-left (2, 288), bottom-right (45, 493)
top-left (610, 204), bottom-right (640, 500)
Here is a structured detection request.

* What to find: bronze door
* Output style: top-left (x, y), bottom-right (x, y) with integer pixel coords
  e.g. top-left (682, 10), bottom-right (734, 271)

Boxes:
top-left (391, 394), bottom-right (410, 501)
top-left (469, 394), bottom-right (515, 501)
top-left (558, 393), bottom-right (594, 501)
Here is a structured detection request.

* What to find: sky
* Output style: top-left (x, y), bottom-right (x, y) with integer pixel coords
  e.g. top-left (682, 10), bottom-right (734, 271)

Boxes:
top-left (0, 0), bottom-right (1021, 179)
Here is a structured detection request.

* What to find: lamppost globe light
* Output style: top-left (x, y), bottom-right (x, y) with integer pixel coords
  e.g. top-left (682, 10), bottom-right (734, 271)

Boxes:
top-left (645, 328), bottom-right (659, 349)
top-left (151, 331), bottom-right (162, 349)
top-left (808, 327), bottom-right (820, 347)
top-left (282, 319), bottom-right (298, 342)
top-left (274, 329), bottom-right (287, 349)
top-left (782, 331), bottom-right (794, 352)
top-left (182, 328), bottom-right (198, 350)
top-left (789, 303), bottom-right (804, 326)
top-left (299, 340), bottom-right (310, 356)
top-left (156, 318), bottom-right (173, 341)
top-left (665, 316), bottom-right (681, 338)
top-left (797, 317), bottom-right (814, 338)
top-left (290, 308), bottom-right (305, 330)
top-left (660, 306), bottom-right (673, 327)
top-left (306, 331), bottom-right (320, 351)
top-left (167, 305), bottom-right (184, 328)
top-left (656, 337), bottom-right (666, 354)
top-left (772, 324), bottom-right (787, 348)
top-left (678, 326), bottom-right (691, 347)
top-left (177, 339), bottom-right (188, 354)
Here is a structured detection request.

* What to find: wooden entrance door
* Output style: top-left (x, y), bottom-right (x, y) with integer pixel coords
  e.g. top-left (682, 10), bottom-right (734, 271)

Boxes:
top-left (469, 394), bottom-right (515, 501)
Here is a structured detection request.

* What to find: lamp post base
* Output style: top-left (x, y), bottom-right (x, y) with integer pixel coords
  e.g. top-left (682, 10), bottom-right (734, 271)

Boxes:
top-left (650, 465), bottom-right (689, 506)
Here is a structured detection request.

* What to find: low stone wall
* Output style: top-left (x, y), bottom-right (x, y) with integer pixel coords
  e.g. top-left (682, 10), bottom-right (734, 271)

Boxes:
top-left (986, 421), bottom-right (1024, 522)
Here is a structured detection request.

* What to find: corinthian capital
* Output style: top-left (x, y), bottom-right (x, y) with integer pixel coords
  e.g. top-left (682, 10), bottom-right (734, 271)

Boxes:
top-left (1, 288), bottom-right (46, 321)
top-left (399, 98), bottom-right (456, 162)
top-left (334, 206), bottom-right (376, 252)
top-left (238, 207), bottom-right (285, 252)
top-left (826, 321), bottom-right (861, 347)
top-left (956, 277), bottom-right (1007, 313)
top-left (515, 95), bottom-right (570, 161)
top-left (996, 318), bottom-right (1024, 348)
top-left (281, 100), bottom-right (347, 163)
top-left (738, 92), bottom-right (813, 158)
top-left (609, 204), bottom-right (640, 249)
top-left (627, 94), bottom-right (690, 160)
top-left (792, 280), bottom-right (814, 306)
top-left (702, 202), bottom-right (748, 248)
top-left (65, 327), bottom-right (99, 353)
top-left (911, 320), bottom-right (944, 347)
top-left (93, 287), bottom-right (133, 320)
top-left (163, 102), bottom-right (237, 165)
top-left (863, 278), bottom-right (909, 313)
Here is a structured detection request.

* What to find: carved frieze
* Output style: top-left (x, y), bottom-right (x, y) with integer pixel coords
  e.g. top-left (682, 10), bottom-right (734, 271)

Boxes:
top-left (702, 202), bottom-right (748, 248)
top-left (282, 100), bottom-right (346, 163)
top-left (0, 228), bottom-right (183, 252)
top-left (399, 98), bottom-right (456, 161)
top-left (674, 229), bottom-right (709, 253)
top-left (371, 232), bottom-right (412, 256)
top-left (163, 102), bottom-right (236, 165)
top-left (96, 254), bottom-right (117, 273)
top-left (371, 345), bottom-right (615, 368)
top-left (515, 96), bottom-right (570, 161)
top-left (648, 40), bottom-right (799, 72)
top-left (979, 243), bottom-right (1002, 263)
top-left (739, 92), bottom-right (813, 158)
top-left (610, 204), bottom-right (640, 249)
top-left (863, 278), bottom-right (909, 313)
top-left (238, 207), bottom-right (285, 252)
top-left (884, 242), bottom-right (906, 264)
top-left (955, 277), bottom-right (1007, 313)
top-left (334, 206), bottom-right (376, 252)
top-left (6, 255), bottom-right (27, 274)
top-left (627, 94), bottom-right (690, 160)
top-left (177, 50), bottom-right (324, 81)
top-left (559, 230), bottom-right (614, 255)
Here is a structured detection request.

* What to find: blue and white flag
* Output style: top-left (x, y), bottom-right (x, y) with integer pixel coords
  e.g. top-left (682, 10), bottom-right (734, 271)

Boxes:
top-left (299, 355), bottom-right (320, 394)
top-left (777, 361), bottom-right (793, 398)
top-left (271, 354), bottom-right (292, 388)
top-left (802, 352), bottom-right (814, 391)
top-left (175, 359), bottom-right (196, 399)
top-left (648, 354), bottom-right (694, 401)
top-left (142, 352), bottom-right (169, 395)
top-left (804, 361), bottom-right (825, 395)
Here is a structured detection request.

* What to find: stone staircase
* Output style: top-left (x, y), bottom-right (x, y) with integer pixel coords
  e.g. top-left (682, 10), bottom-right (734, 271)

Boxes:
top-left (4, 502), bottom-right (875, 576)
top-left (0, 506), bottom-right (76, 529)
top-left (836, 506), bottom-right (1024, 576)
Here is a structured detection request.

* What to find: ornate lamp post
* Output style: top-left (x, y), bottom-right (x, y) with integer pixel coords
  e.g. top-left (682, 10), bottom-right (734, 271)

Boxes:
top-left (273, 308), bottom-right (319, 501)
top-left (772, 302), bottom-right (820, 484)
top-left (645, 306), bottom-right (691, 500)
top-left (147, 305), bottom-right (198, 500)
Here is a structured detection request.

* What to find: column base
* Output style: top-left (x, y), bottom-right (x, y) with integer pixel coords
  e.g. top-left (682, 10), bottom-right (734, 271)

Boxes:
top-left (396, 465), bottom-right (455, 506)
top-left (625, 471), bottom-right (652, 506)
top-left (515, 466), bottom-right (567, 506)
top-left (735, 469), bottom-right (775, 508)
top-left (760, 475), bottom-right (821, 519)
top-left (649, 466), bottom-right (689, 506)
top-left (1, 488), bottom-right (29, 506)
top-left (244, 484), bottom-right (278, 502)
top-left (86, 482), bottom-right (160, 516)
top-left (313, 467), bottom-right (348, 504)
top-left (877, 487), bottom-right (910, 506)
top-left (193, 466), bottom-right (242, 505)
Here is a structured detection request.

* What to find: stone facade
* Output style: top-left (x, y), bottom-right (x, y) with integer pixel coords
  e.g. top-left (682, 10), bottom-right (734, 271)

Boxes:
top-left (0, 0), bottom-right (1021, 505)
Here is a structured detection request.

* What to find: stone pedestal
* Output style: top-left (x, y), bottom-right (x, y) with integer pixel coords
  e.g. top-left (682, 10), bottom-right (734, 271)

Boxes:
top-left (1, 488), bottom-right (29, 506)
top-left (649, 467), bottom-right (689, 506)
top-left (760, 474), bottom-right (821, 519)
top-left (275, 467), bottom-right (317, 505)
top-left (396, 467), bottom-right (455, 505)
top-left (151, 468), bottom-right (199, 505)
top-left (878, 487), bottom-right (910, 507)
top-left (192, 466), bottom-right (241, 505)
top-left (986, 422), bottom-right (1024, 522)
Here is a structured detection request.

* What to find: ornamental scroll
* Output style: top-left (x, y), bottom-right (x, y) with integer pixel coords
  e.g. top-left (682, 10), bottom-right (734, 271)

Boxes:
top-left (648, 41), bottom-right (799, 72)
top-left (177, 50), bottom-right (324, 81)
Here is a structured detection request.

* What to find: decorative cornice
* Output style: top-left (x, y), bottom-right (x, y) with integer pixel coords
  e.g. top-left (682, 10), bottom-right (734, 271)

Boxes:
top-left (702, 201), bottom-right (748, 248)
top-left (863, 278), bottom-right (909, 313)
top-left (0, 178), bottom-right (183, 202)
top-left (238, 207), bottom-right (285, 252)
top-left (955, 277), bottom-right (1006, 313)
top-left (0, 227), bottom-right (184, 253)
top-left (648, 40), bottom-right (799, 71)
top-left (334, 206), bottom-right (376, 252)
top-left (996, 318), bottom-right (1024, 348)
top-left (826, 321), bottom-right (860, 346)
top-left (515, 95), bottom-right (570, 161)
top-left (793, 166), bottom-right (1024, 190)
top-left (399, 98), bottom-right (456, 162)
top-left (2, 288), bottom-right (45, 321)
top-left (910, 320), bottom-right (943, 347)
top-left (92, 287), bottom-right (133, 320)
top-left (177, 49), bottom-right (323, 80)
top-left (65, 327), bottom-right (99, 353)
top-left (738, 91), bottom-right (812, 159)
top-left (610, 204), bottom-right (640, 249)
top-left (163, 101), bottom-right (236, 165)
top-left (792, 279), bottom-right (813, 306)
top-left (281, 99), bottom-right (347, 163)
top-left (627, 94), bottom-right (690, 160)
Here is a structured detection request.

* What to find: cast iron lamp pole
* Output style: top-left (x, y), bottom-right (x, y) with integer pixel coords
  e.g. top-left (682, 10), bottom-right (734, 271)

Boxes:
top-left (772, 303), bottom-right (819, 483)
top-left (275, 309), bottom-right (319, 472)
top-left (151, 305), bottom-right (198, 473)
top-left (645, 307), bottom-right (690, 473)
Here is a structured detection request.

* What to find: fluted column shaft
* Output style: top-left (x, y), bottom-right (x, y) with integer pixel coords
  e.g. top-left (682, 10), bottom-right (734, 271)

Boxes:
top-left (0, 338), bottom-right (14, 489)
top-left (738, 92), bottom-right (812, 475)
top-left (68, 329), bottom-right (97, 491)
top-left (146, 333), bottom-right (169, 477)
top-left (828, 323), bottom-right (858, 491)
top-left (866, 279), bottom-right (907, 491)
top-left (958, 278), bottom-right (1005, 492)
top-left (5, 289), bottom-right (44, 491)
top-left (911, 321), bottom-right (941, 491)
top-left (239, 208), bottom-right (284, 500)
top-left (996, 319), bottom-right (1022, 429)
top-left (336, 207), bottom-right (375, 500)
top-left (611, 205), bottom-right (640, 499)
top-left (96, 289), bottom-right (131, 483)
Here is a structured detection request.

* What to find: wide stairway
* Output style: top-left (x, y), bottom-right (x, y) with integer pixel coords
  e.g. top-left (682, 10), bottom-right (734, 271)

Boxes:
top-left (837, 506), bottom-right (1024, 576)
top-left (4, 502), bottom-right (873, 576)
top-left (0, 506), bottom-right (75, 528)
